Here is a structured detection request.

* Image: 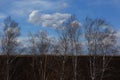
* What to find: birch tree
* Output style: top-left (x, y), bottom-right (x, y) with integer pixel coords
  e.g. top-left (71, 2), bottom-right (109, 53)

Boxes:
top-left (29, 31), bottom-right (53, 80)
top-left (28, 32), bottom-right (38, 80)
top-left (1, 16), bottom-right (20, 80)
top-left (58, 16), bottom-right (82, 80)
top-left (84, 18), bottom-right (118, 80)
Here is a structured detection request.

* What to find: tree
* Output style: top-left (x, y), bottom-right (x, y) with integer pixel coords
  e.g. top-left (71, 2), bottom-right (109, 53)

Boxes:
top-left (84, 18), bottom-right (118, 80)
top-left (0, 16), bottom-right (20, 80)
top-left (58, 16), bottom-right (82, 80)
top-left (29, 30), bottom-right (53, 80)
top-left (1, 16), bottom-right (20, 55)
top-left (28, 32), bottom-right (38, 80)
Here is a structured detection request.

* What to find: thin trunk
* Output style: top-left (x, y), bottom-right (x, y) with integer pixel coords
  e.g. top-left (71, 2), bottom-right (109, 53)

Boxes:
top-left (61, 55), bottom-right (65, 80)
top-left (6, 53), bottom-right (10, 80)
top-left (72, 52), bottom-right (77, 80)
top-left (100, 55), bottom-right (105, 80)
top-left (32, 56), bottom-right (37, 80)
top-left (43, 55), bottom-right (47, 80)
top-left (90, 56), bottom-right (95, 80)
top-left (73, 41), bottom-right (78, 80)
top-left (74, 55), bottom-right (77, 80)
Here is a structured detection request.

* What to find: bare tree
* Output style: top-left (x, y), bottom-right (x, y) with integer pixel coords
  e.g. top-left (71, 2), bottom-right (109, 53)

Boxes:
top-left (29, 30), bottom-right (53, 80)
top-left (0, 16), bottom-right (20, 80)
top-left (58, 26), bottom-right (70, 80)
top-left (84, 18), bottom-right (118, 80)
top-left (28, 32), bottom-right (37, 80)
top-left (58, 16), bottom-right (82, 80)
top-left (1, 16), bottom-right (20, 55)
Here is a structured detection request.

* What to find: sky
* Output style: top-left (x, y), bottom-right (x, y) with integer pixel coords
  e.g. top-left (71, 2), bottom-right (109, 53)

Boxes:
top-left (0, 0), bottom-right (120, 40)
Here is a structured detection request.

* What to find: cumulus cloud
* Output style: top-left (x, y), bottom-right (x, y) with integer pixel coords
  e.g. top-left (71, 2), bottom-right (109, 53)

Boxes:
top-left (28, 10), bottom-right (71, 28)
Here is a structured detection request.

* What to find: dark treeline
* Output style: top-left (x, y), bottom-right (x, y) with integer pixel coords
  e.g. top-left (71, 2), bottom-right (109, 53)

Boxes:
top-left (0, 16), bottom-right (119, 80)
top-left (0, 55), bottom-right (120, 80)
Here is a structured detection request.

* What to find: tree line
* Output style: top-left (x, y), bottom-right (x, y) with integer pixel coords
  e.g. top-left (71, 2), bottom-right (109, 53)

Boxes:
top-left (0, 16), bottom-right (118, 55)
top-left (0, 16), bottom-right (119, 80)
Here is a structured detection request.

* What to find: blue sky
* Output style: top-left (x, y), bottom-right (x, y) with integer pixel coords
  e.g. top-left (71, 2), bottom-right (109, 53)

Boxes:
top-left (0, 0), bottom-right (120, 39)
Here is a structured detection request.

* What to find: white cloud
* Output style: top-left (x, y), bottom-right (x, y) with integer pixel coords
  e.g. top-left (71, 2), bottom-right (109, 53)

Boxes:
top-left (0, 13), bottom-right (6, 19)
top-left (17, 37), bottom-right (29, 42)
top-left (9, 0), bottom-right (68, 16)
top-left (70, 20), bottom-right (81, 28)
top-left (115, 29), bottom-right (120, 46)
top-left (28, 10), bottom-right (71, 28)
top-left (116, 29), bottom-right (120, 39)
top-left (0, 22), bottom-right (5, 33)
top-left (17, 37), bottom-right (29, 48)
top-left (0, 22), bottom-right (4, 27)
